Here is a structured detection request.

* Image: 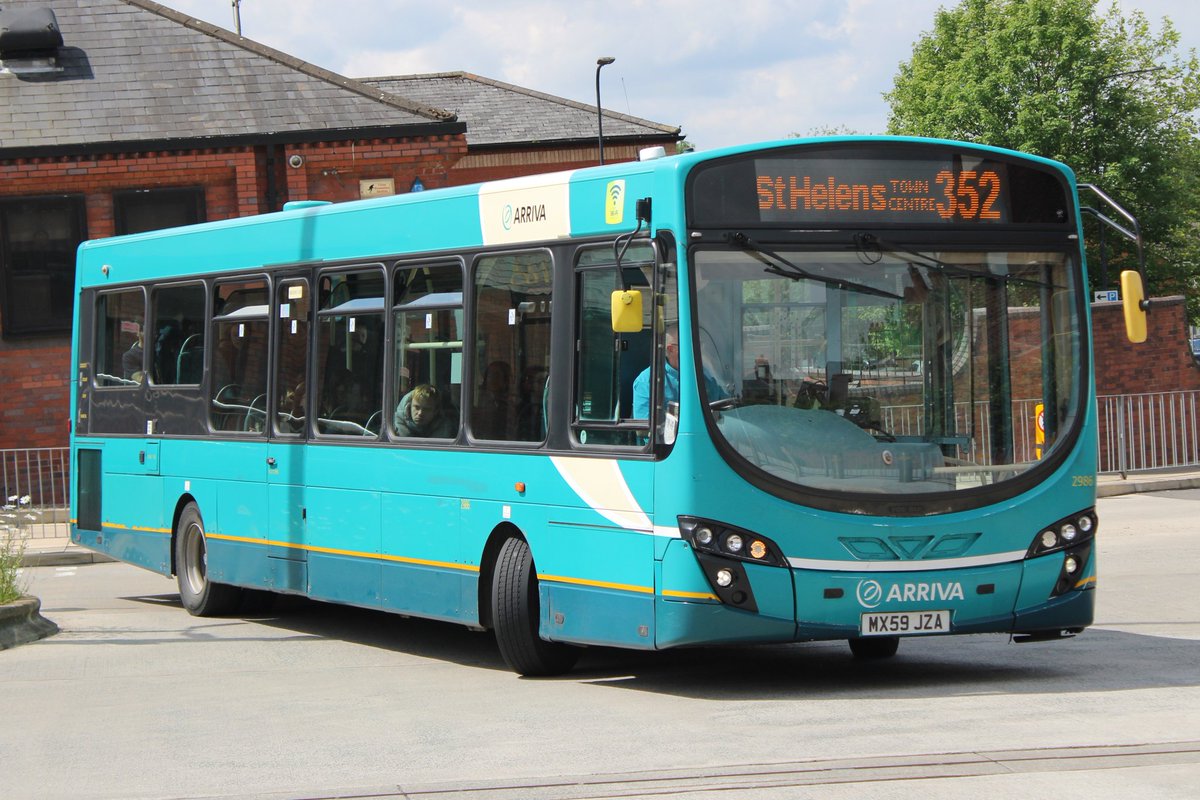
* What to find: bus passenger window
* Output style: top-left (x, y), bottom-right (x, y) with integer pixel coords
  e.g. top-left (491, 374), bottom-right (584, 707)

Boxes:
top-left (316, 269), bottom-right (385, 437)
top-left (95, 289), bottom-right (146, 387)
top-left (392, 262), bottom-right (463, 440)
top-left (209, 279), bottom-right (269, 433)
top-left (149, 283), bottom-right (205, 385)
top-left (471, 252), bottom-right (552, 442)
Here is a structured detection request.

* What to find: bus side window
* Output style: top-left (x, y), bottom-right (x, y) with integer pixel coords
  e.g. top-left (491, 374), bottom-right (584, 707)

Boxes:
top-left (471, 251), bottom-right (552, 443)
top-left (572, 245), bottom-right (653, 445)
top-left (392, 262), bottom-right (463, 440)
top-left (149, 283), bottom-right (205, 386)
top-left (315, 268), bottom-right (385, 437)
top-left (94, 288), bottom-right (146, 387)
top-left (209, 278), bottom-right (269, 433)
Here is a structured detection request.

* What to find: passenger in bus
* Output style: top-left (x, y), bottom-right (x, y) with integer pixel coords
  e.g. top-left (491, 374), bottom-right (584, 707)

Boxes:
top-left (394, 384), bottom-right (455, 438)
top-left (323, 367), bottom-right (367, 421)
top-left (280, 381), bottom-right (306, 432)
top-left (632, 326), bottom-right (724, 418)
top-left (122, 328), bottom-right (144, 383)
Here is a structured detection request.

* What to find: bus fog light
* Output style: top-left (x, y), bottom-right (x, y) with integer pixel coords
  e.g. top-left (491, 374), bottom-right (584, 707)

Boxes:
top-left (750, 540), bottom-right (767, 559)
top-left (1064, 555), bottom-right (1079, 574)
top-left (716, 569), bottom-right (734, 587)
top-left (1060, 523), bottom-right (1077, 542)
top-left (725, 534), bottom-right (744, 554)
top-left (695, 526), bottom-right (714, 546)
top-left (1040, 531), bottom-right (1057, 549)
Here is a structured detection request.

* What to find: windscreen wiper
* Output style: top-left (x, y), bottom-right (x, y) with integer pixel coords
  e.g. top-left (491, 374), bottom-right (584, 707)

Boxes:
top-left (728, 232), bottom-right (902, 300)
top-left (857, 233), bottom-right (1062, 291)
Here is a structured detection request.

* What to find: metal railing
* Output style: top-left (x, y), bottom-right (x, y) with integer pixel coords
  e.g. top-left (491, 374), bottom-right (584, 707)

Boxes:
top-left (877, 391), bottom-right (1200, 475)
top-left (1, 447), bottom-right (71, 541)
top-left (1097, 390), bottom-right (1200, 475)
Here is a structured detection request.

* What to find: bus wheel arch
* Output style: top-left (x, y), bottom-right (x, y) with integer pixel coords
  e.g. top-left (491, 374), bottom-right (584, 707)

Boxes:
top-left (168, 494), bottom-right (199, 577)
top-left (173, 499), bottom-right (241, 616)
top-left (486, 528), bottom-right (579, 676)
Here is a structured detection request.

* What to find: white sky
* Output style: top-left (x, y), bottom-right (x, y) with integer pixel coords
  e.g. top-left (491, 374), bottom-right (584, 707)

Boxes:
top-left (163, 0), bottom-right (1197, 150)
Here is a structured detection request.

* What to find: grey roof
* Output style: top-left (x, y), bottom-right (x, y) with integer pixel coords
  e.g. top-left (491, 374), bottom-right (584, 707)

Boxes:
top-left (0, 0), bottom-right (456, 153)
top-left (363, 72), bottom-right (681, 147)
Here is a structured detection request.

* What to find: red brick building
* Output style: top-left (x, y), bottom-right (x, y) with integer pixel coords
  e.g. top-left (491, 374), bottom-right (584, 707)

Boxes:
top-left (0, 0), bottom-right (680, 451)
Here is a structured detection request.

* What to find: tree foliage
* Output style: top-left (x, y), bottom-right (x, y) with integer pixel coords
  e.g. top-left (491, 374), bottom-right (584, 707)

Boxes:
top-left (886, 0), bottom-right (1200, 320)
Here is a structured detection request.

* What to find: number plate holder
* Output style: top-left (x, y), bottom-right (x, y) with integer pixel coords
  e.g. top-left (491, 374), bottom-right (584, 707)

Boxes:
top-left (860, 609), bottom-right (951, 637)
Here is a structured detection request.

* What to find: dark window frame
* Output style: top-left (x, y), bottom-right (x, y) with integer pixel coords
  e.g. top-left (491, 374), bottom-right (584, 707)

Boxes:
top-left (92, 286), bottom-right (148, 390)
top-left (0, 193), bottom-right (87, 338)
top-left (113, 187), bottom-right (206, 236)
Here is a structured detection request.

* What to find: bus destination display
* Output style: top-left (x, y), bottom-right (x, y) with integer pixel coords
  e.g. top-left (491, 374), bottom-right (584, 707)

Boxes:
top-left (755, 157), bottom-right (1011, 225)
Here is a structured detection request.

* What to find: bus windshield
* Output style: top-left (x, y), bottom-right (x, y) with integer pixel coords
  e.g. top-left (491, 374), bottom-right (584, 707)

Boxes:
top-left (692, 244), bottom-right (1082, 495)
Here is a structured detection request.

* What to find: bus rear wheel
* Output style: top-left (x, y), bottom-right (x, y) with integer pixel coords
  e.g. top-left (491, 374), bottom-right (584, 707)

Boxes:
top-left (175, 502), bottom-right (241, 616)
top-left (849, 636), bottom-right (900, 659)
top-left (491, 536), bottom-right (579, 676)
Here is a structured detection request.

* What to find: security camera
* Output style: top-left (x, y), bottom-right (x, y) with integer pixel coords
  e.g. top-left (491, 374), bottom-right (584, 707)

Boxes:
top-left (288, 154), bottom-right (304, 169)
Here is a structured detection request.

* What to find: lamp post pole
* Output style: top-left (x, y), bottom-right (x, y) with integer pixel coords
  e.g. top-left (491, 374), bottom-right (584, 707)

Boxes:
top-left (595, 56), bottom-right (615, 165)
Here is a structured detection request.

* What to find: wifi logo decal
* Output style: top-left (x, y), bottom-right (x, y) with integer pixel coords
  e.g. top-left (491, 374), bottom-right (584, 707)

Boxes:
top-left (605, 180), bottom-right (625, 225)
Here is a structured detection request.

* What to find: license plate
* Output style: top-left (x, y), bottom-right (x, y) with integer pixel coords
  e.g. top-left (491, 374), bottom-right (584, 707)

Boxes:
top-left (860, 609), bottom-right (951, 636)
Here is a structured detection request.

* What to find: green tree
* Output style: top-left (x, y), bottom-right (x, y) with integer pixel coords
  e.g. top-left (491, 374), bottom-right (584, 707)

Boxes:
top-left (885, 0), bottom-right (1200, 320)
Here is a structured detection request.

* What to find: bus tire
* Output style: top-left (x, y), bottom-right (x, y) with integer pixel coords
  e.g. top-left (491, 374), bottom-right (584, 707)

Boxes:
top-left (175, 502), bottom-right (241, 616)
top-left (849, 636), bottom-right (900, 659)
top-left (491, 536), bottom-right (578, 676)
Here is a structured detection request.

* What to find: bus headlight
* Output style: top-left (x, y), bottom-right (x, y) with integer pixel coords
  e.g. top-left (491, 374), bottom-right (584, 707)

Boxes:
top-left (1027, 509), bottom-right (1096, 558)
top-left (677, 517), bottom-right (785, 566)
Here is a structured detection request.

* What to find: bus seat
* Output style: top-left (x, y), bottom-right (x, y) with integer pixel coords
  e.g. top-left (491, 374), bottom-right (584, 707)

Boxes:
top-left (176, 334), bottom-right (204, 384)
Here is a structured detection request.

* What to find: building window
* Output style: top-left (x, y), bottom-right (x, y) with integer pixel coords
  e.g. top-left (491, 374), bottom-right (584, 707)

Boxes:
top-left (0, 194), bottom-right (87, 337)
top-left (114, 187), bottom-right (206, 235)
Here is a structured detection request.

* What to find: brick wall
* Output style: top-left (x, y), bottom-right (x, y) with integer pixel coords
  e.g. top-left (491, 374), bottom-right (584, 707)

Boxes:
top-left (1092, 295), bottom-right (1200, 396)
top-left (0, 134), bottom-right (468, 451)
top-left (284, 135), bottom-right (469, 200)
top-left (0, 335), bottom-right (70, 448)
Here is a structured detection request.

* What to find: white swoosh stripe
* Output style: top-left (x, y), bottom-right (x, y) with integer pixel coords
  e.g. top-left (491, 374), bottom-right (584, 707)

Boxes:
top-left (550, 456), bottom-right (652, 532)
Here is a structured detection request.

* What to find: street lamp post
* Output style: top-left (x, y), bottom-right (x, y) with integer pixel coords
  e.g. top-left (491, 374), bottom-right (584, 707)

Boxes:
top-left (595, 56), bottom-right (615, 165)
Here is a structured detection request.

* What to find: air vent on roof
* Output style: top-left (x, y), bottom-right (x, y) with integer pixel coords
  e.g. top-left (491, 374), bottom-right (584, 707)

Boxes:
top-left (0, 7), bottom-right (65, 75)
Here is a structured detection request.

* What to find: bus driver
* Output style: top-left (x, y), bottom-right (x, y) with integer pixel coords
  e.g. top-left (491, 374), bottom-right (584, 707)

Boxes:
top-left (632, 325), bottom-right (725, 418)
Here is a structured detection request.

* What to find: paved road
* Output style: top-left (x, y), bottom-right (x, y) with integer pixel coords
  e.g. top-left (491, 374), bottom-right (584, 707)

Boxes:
top-left (3, 490), bottom-right (1199, 800)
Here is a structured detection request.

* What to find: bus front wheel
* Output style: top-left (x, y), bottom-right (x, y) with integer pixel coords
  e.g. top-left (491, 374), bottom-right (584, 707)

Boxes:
top-left (849, 636), bottom-right (900, 659)
top-left (175, 502), bottom-right (242, 616)
top-left (491, 536), bottom-right (579, 676)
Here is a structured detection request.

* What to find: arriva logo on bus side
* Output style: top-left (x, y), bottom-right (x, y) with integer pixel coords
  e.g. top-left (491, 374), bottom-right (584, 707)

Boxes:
top-left (855, 579), bottom-right (965, 609)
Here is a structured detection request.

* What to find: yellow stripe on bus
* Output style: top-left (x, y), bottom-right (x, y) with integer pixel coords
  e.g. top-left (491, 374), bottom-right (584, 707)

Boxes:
top-left (538, 573), bottom-right (654, 595)
top-left (204, 531), bottom-right (479, 573)
top-left (662, 589), bottom-right (720, 600)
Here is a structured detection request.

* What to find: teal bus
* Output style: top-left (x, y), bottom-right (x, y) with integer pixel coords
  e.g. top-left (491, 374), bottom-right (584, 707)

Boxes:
top-left (69, 137), bottom-right (1147, 675)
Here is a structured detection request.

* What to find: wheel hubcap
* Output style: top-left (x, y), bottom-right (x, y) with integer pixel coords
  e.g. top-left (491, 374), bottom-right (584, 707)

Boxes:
top-left (183, 522), bottom-right (207, 594)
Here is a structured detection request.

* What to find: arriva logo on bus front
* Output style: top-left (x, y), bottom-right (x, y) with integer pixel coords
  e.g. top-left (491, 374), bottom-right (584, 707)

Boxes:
top-left (855, 579), bottom-right (965, 609)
